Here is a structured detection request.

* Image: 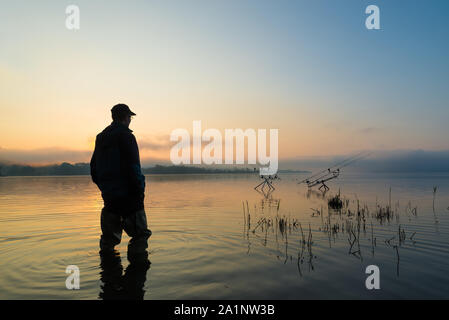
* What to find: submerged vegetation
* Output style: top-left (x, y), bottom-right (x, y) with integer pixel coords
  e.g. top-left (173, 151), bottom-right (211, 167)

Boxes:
top-left (242, 187), bottom-right (427, 278)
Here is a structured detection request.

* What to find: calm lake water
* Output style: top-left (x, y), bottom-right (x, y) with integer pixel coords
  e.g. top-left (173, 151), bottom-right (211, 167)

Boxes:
top-left (0, 173), bottom-right (448, 299)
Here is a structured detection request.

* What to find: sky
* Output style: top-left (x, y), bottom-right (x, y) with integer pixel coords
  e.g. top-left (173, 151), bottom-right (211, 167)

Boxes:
top-left (0, 0), bottom-right (448, 166)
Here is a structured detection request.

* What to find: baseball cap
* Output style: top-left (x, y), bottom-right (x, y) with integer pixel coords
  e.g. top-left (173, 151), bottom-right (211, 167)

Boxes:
top-left (111, 104), bottom-right (136, 117)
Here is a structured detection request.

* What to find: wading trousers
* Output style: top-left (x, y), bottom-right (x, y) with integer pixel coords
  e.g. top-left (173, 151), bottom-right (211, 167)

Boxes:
top-left (100, 208), bottom-right (151, 254)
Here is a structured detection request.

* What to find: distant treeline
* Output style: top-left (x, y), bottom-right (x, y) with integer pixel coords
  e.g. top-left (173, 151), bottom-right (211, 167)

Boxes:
top-left (0, 162), bottom-right (89, 176)
top-left (0, 163), bottom-right (305, 176)
top-left (142, 165), bottom-right (257, 174)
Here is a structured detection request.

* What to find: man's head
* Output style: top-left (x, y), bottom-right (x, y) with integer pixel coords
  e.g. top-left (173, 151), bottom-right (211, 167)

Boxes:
top-left (111, 104), bottom-right (136, 127)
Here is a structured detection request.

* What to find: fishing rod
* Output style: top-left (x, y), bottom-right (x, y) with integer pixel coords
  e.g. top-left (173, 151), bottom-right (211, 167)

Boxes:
top-left (297, 152), bottom-right (362, 184)
top-left (298, 151), bottom-right (368, 184)
top-left (298, 151), bottom-right (370, 191)
top-left (337, 151), bottom-right (371, 169)
top-left (306, 171), bottom-right (340, 191)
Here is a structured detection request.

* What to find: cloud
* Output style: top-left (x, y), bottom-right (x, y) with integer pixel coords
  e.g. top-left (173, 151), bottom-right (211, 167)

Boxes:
top-left (281, 150), bottom-right (449, 172)
top-left (137, 135), bottom-right (172, 151)
top-left (358, 127), bottom-right (380, 134)
top-left (0, 135), bottom-right (173, 165)
top-left (353, 149), bottom-right (449, 172)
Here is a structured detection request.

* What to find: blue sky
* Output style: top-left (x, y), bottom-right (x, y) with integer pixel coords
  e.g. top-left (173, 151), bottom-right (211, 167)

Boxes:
top-left (0, 0), bottom-right (448, 164)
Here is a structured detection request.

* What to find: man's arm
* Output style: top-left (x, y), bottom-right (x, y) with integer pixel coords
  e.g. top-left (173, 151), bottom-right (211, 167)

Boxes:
top-left (120, 132), bottom-right (145, 195)
top-left (90, 138), bottom-right (98, 185)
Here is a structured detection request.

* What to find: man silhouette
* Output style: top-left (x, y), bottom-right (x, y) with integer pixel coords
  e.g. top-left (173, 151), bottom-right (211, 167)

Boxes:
top-left (90, 104), bottom-right (151, 253)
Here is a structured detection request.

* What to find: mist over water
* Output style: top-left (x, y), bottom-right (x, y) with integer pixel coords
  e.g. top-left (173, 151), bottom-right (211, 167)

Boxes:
top-left (0, 173), bottom-right (448, 299)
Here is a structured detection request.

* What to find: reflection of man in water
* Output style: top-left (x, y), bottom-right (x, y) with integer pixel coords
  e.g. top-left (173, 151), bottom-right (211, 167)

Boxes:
top-left (99, 249), bottom-right (150, 300)
top-left (90, 104), bottom-right (151, 253)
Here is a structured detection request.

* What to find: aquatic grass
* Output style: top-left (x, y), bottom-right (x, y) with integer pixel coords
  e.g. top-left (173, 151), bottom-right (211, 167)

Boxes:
top-left (432, 186), bottom-right (439, 224)
top-left (433, 186), bottom-right (438, 212)
top-left (328, 193), bottom-right (343, 210)
top-left (398, 225), bottom-right (406, 246)
top-left (241, 188), bottom-right (426, 278)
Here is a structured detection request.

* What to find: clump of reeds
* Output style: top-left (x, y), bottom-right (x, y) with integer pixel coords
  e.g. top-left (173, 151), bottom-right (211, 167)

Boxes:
top-left (433, 186), bottom-right (438, 212)
top-left (405, 201), bottom-right (417, 217)
top-left (278, 217), bottom-right (287, 235)
top-left (310, 208), bottom-right (321, 217)
top-left (374, 204), bottom-right (393, 223)
top-left (242, 200), bottom-right (251, 234)
top-left (328, 193), bottom-right (343, 210)
top-left (276, 216), bottom-right (299, 235)
top-left (398, 225), bottom-right (406, 245)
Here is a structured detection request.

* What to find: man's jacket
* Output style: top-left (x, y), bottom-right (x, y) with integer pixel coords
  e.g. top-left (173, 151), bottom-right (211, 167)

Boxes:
top-left (90, 121), bottom-right (145, 215)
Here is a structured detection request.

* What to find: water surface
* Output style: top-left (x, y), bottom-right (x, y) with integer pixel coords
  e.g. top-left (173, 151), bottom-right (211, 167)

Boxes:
top-left (0, 173), bottom-right (448, 299)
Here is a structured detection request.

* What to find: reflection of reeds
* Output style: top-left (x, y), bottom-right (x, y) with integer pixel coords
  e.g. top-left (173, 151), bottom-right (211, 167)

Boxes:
top-left (405, 201), bottom-right (418, 218)
top-left (393, 245), bottom-right (400, 276)
top-left (250, 215), bottom-right (299, 237)
top-left (371, 222), bottom-right (376, 257)
top-left (242, 201), bottom-right (246, 228)
top-left (385, 236), bottom-right (395, 247)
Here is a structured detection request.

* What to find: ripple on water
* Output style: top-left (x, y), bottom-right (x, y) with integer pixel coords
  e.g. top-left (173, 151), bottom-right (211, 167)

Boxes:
top-left (1, 175), bottom-right (449, 299)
